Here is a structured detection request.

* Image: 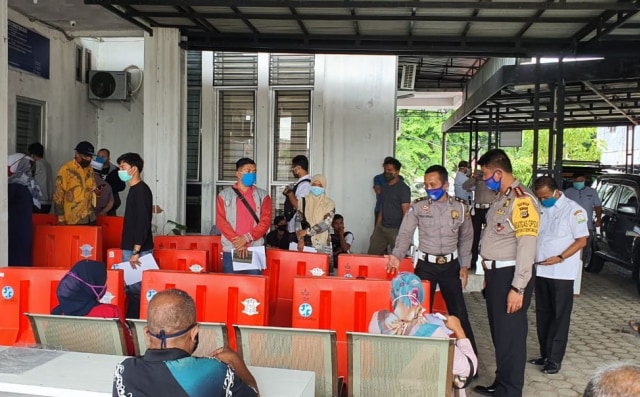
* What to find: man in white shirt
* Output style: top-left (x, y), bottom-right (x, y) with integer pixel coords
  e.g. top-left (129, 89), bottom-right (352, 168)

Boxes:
top-left (454, 161), bottom-right (471, 203)
top-left (529, 176), bottom-right (588, 375)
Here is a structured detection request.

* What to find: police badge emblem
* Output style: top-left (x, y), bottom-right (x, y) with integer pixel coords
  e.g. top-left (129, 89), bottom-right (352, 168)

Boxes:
top-left (242, 298), bottom-right (260, 316)
top-left (451, 210), bottom-right (460, 219)
top-left (422, 205), bottom-right (430, 213)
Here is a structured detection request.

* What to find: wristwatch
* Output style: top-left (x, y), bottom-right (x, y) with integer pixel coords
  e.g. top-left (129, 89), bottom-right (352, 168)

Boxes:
top-left (510, 286), bottom-right (525, 295)
top-left (131, 249), bottom-right (140, 256)
top-left (557, 254), bottom-right (564, 262)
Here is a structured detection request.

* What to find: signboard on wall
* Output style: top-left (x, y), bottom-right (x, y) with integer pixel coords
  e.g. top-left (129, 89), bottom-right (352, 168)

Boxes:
top-left (8, 20), bottom-right (50, 79)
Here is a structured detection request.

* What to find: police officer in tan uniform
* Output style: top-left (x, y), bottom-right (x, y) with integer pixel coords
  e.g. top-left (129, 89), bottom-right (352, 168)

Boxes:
top-left (387, 165), bottom-right (477, 354)
top-left (473, 149), bottom-right (540, 397)
top-left (463, 170), bottom-right (497, 269)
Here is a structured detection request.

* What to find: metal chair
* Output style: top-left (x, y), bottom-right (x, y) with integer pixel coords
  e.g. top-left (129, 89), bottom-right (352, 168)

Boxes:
top-left (26, 313), bottom-right (128, 356)
top-left (347, 332), bottom-right (454, 397)
top-left (127, 319), bottom-right (228, 357)
top-left (235, 325), bottom-right (340, 397)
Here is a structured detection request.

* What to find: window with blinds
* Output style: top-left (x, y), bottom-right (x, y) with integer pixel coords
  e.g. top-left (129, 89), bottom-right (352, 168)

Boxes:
top-left (273, 90), bottom-right (311, 182)
top-left (213, 52), bottom-right (258, 87)
top-left (218, 91), bottom-right (256, 181)
top-left (187, 51), bottom-right (202, 181)
top-left (270, 54), bottom-right (315, 86)
top-left (15, 98), bottom-right (44, 153)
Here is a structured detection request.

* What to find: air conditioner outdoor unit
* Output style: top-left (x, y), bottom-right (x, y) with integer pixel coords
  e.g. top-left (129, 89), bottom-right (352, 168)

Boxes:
top-left (88, 71), bottom-right (130, 101)
top-left (399, 64), bottom-right (417, 90)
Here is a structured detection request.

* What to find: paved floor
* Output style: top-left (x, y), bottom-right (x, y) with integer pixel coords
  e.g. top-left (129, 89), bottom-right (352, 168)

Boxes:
top-left (464, 264), bottom-right (640, 397)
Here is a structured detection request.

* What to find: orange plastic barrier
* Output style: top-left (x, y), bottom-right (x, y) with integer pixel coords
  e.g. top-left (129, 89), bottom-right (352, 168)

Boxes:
top-left (337, 254), bottom-right (414, 279)
top-left (106, 248), bottom-right (123, 269)
top-left (432, 290), bottom-right (448, 314)
top-left (292, 276), bottom-right (431, 379)
top-left (154, 235), bottom-right (222, 273)
top-left (32, 213), bottom-right (56, 228)
top-left (0, 266), bottom-right (125, 346)
top-left (153, 249), bottom-right (208, 273)
top-left (263, 249), bottom-right (330, 327)
top-left (33, 225), bottom-right (103, 268)
top-left (140, 270), bottom-right (268, 348)
top-left (96, 216), bottom-right (124, 260)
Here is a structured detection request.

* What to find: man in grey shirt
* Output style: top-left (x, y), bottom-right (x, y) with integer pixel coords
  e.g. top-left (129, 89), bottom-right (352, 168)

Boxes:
top-left (28, 143), bottom-right (53, 214)
top-left (563, 172), bottom-right (602, 267)
top-left (367, 157), bottom-right (411, 255)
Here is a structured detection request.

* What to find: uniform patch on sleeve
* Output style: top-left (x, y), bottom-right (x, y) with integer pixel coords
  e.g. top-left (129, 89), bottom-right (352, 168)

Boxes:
top-left (511, 196), bottom-right (539, 238)
top-left (574, 209), bottom-right (587, 224)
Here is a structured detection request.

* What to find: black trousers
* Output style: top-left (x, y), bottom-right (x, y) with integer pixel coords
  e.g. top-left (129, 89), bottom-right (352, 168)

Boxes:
top-left (470, 208), bottom-right (488, 269)
top-left (8, 184), bottom-right (33, 266)
top-left (485, 266), bottom-right (533, 397)
top-left (535, 276), bottom-right (574, 365)
top-left (415, 258), bottom-right (477, 354)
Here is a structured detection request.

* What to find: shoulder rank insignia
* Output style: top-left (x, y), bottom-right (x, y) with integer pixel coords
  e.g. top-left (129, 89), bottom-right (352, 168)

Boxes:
top-left (504, 187), bottom-right (512, 196)
top-left (513, 186), bottom-right (526, 198)
top-left (413, 196), bottom-right (427, 204)
top-left (454, 197), bottom-right (466, 204)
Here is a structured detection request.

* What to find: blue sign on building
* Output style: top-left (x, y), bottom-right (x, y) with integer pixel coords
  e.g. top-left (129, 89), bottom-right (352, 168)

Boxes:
top-left (8, 20), bottom-right (50, 79)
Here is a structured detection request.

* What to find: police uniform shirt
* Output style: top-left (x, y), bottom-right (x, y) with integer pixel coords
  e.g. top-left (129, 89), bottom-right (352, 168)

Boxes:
top-left (564, 186), bottom-right (602, 230)
top-left (462, 175), bottom-right (496, 205)
top-left (391, 196), bottom-right (473, 267)
top-left (480, 180), bottom-right (540, 289)
top-left (535, 194), bottom-right (590, 280)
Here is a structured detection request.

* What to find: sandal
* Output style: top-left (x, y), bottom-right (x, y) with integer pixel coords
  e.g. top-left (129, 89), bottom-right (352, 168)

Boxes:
top-left (628, 321), bottom-right (640, 337)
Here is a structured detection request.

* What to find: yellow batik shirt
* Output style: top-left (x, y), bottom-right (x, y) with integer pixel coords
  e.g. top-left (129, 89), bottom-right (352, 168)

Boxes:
top-left (53, 159), bottom-right (96, 225)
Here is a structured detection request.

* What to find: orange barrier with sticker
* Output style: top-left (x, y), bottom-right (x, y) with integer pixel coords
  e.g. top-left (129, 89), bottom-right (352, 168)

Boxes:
top-left (33, 225), bottom-right (103, 268)
top-left (263, 249), bottom-right (330, 327)
top-left (96, 216), bottom-right (124, 261)
top-left (154, 235), bottom-right (222, 273)
top-left (337, 254), bottom-right (414, 279)
top-left (139, 270), bottom-right (268, 349)
top-left (292, 276), bottom-right (431, 379)
top-left (153, 249), bottom-right (208, 273)
top-left (0, 266), bottom-right (125, 346)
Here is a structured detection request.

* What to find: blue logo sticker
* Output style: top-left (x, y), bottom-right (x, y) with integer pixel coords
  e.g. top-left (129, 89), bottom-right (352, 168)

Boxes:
top-left (111, 264), bottom-right (119, 270)
top-left (146, 289), bottom-right (157, 302)
top-left (344, 273), bottom-right (353, 278)
top-left (298, 303), bottom-right (313, 318)
top-left (2, 286), bottom-right (15, 300)
top-left (80, 244), bottom-right (94, 258)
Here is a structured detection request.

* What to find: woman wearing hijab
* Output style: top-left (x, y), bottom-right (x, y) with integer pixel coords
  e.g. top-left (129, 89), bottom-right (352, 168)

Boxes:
top-left (295, 174), bottom-right (335, 259)
top-left (369, 272), bottom-right (477, 396)
top-left (52, 260), bottom-right (134, 355)
top-left (8, 153), bottom-right (41, 266)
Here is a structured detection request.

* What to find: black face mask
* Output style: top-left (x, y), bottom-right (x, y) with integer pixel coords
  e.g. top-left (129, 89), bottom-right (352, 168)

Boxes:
top-left (78, 158), bottom-right (92, 168)
top-left (277, 225), bottom-right (288, 231)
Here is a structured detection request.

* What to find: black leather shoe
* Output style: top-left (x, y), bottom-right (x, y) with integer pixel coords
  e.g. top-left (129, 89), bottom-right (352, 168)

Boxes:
top-left (473, 382), bottom-right (497, 396)
top-left (543, 361), bottom-right (561, 374)
top-left (528, 357), bottom-right (548, 366)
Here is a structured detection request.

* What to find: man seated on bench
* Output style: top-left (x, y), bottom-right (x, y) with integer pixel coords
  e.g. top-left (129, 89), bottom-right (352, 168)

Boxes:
top-left (52, 259), bottom-right (134, 355)
top-left (112, 289), bottom-right (259, 397)
top-left (369, 272), bottom-right (477, 396)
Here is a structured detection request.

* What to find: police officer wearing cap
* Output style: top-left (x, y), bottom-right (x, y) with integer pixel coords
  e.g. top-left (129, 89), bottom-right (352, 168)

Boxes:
top-left (386, 164), bottom-right (477, 355)
top-left (474, 149), bottom-right (540, 397)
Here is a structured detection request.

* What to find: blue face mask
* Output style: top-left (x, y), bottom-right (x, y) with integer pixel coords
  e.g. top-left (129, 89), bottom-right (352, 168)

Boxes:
top-left (573, 181), bottom-right (585, 190)
top-left (540, 191), bottom-right (558, 208)
top-left (483, 171), bottom-right (501, 192)
top-left (310, 186), bottom-right (325, 196)
top-left (426, 186), bottom-right (446, 201)
top-left (118, 170), bottom-right (132, 183)
top-left (241, 172), bottom-right (256, 187)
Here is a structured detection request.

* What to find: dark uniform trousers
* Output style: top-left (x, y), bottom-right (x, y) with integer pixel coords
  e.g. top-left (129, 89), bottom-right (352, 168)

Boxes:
top-left (415, 258), bottom-right (478, 354)
top-left (470, 208), bottom-right (489, 269)
top-left (535, 276), bottom-right (574, 365)
top-left (485, 265), bottom-right (533, 397)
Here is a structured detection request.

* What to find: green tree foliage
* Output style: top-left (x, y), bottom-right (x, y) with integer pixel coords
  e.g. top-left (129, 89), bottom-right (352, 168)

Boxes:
top-left (396, 110), bottom-right (604, 191)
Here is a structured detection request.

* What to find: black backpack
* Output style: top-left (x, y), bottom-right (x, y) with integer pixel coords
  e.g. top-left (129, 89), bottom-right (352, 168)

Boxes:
top-left (283, 179), bottom-right (310, 221)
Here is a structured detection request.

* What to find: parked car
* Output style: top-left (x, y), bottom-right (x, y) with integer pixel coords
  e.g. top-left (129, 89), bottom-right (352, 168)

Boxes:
top-left (589, 173), bottom-right (640, 295)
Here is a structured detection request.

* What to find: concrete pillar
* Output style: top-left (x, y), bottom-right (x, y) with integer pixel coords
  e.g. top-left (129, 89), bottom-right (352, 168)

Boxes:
top-left (0, 0), bottom-right (8, 267)
top-left (143, 28), bottom-right (185, 234)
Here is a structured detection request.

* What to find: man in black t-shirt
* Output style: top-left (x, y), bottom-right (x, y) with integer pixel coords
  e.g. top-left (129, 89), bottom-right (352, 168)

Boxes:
top-left (266, 215), bottom-right (291, 249)
top-left (117, 152), bottom-right (154, 319)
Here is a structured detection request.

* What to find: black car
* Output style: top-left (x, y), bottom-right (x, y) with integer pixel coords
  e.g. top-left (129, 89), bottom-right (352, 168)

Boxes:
top-left (589, 173), bottom-right (640, 294)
